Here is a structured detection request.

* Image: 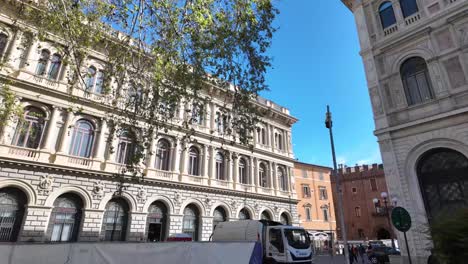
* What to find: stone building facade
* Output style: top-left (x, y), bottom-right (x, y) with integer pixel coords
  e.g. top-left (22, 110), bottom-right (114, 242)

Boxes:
top-left (0, 3), bottom-right (298, 243)
top-left (342, 0), bottom-right (468, 263)
top-left (331, 164), bottom-right (392, 242)
top-left (293, 162), bottom-right (336, 252)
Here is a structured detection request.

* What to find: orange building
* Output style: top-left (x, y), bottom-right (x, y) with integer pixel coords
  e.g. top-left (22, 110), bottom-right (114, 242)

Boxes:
top-left (293, 161), bottom-right (336, 251)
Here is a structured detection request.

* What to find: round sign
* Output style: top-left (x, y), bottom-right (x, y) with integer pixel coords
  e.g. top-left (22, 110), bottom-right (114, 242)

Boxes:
top-left (391, 206), bottom-right (412, 232)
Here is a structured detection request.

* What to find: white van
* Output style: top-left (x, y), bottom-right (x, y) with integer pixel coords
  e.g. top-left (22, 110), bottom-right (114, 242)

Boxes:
top-left (212, 220), bottom-right (313, 264)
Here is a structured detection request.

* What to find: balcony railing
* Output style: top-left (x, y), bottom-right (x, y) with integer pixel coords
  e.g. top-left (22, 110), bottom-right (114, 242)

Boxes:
top-left (383, 25), bottom-right (398, 36)
top-left (405, 13), bottom-right (421, 26)
top-left (2, 145), bottom-right (41, 161)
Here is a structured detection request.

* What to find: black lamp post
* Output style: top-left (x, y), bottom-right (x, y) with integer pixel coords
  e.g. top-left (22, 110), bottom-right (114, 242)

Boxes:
top-left (373, 192), bottom-right (397, 250)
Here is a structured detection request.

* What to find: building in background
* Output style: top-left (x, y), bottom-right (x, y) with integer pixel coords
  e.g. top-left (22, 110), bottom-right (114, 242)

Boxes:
top-left (0, 2), bottom-right (298, 243)
top-left (342, 0), bottom-right (468, 262)
top-left (293, 161), bottom-right (336, 253)
top-left (332, 164), bottom-right (393, 243)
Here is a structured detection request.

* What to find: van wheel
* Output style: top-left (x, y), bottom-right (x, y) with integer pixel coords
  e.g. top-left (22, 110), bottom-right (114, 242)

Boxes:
top-left (369, 256), bottom-right (379, 264)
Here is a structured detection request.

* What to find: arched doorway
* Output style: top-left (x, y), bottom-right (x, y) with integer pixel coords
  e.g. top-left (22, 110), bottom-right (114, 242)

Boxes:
top-left (0, 187), bottom-right (27, 242)
top-left (182, 204), bottom-right (200, 241)
top-left (102, 198), bottom-right (129, 241)
top-left (147, 201), bottom-right (168, 242)
top-left (376, 228), bottom-right (391, 240)
top-left (48, 193), bottom-right (83, 242)
top-left (213, 207), bottom-right (227, 229)
top-left (417, 148), bottom-right (468, 221)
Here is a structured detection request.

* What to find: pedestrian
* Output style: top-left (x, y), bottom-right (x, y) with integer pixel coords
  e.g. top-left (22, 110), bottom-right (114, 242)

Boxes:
top-left (348, 245), bottom-right (355, 264)
top-left (358, 244), bottom-right (365, 263)
top-left (352, 245), bottom-right (358, 263)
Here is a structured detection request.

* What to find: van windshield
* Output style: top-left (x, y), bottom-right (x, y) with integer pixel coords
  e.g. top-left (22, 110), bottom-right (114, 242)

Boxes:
top-left (284, 229), bottom-right (310, 249)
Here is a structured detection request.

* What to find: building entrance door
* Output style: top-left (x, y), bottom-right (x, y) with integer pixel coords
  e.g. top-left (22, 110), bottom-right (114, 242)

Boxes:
top-left (148, 223), bottom-right (162, 242)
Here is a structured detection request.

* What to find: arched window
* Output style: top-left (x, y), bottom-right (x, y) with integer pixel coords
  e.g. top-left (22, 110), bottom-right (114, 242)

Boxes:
top-left (417, 148), bottom-right (468, 221)
top-left (213, 207), bottom-right (227, 229)
top-left (261, 211), bottom-right (272, 221)
top-left (182, 204), bottom-right (199, 241)
top-left (36, 49), bottom-right (50, 76)
top-left (188, 147), bottom-right (200, 176)
top-left (0, 187), bottom-right (27, 242)
top-left (116, 130), bottom-right (136, 165)
top-left (239, 208), bottom-right (251, 220)
top-left (322, 206), bottom-right (329, 222)
top-left (191, 104), bottom-right (203, 125)
top-left (69, 120), bottom-right (95, 158)
top-left (12, 107), bottom-right (46, 149)
top-left (102, 198), bottom-right (129, 241)
top-left (278, 167), bottom-right (287, 191)
top-left (259, 163), bottom-right (268, 188)
top-left (47, 54), bottom-right (61, 80)
top-left (85, 66), bottom-right (96, 91)
top-left (400, 57), bottom-right (434, 106)
top-left (216, 112), bottom-right (224, 134)
top-left (155, 139), bottom-right (171, 171)
top-left (0, 33), bottom-right (8, 58)
top-left (379, 2), bottom-right (397, 29)
top-left (49, 193), bottom-right (82, 242)
top-left (216, 152), bottom-right (225, 180)
top-left (280, 213), bottom-right (290, 225)
top-left (239, 158), bottom-right (248, 184)
top-left (400, 0), bottom-right (418, 18)
top-left (147, 201), bottom-right (167, 242)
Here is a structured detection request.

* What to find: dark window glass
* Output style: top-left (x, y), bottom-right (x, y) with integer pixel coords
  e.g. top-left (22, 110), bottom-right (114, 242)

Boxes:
top-left (280, 213), bottom-right (289, 225)
top-left (269, 228), bottom-right (284, 253)
top-left (155, 139), bottom-right (171, 171)
top-left (69, 120), bottom-right (95, 158)
top-left (182, 205), bottom-right (199, 241)
top-left (400, 0), bottom-right (418, 18)
top-left (379, 2), bottom-right (397, 29)
top-left (116, 130), bottom-right (135, 165)
top-left (213, 207), bottom-right (227, 229)
top-left (0, 188), bottom-right (27, 242)
top-left (239, 158), bottom-right (248, 184)
top-left (370, 178), bottom-right (378, 191)
top-left (147, 201), bottom-right (167, 242)
top-left (259, 163), bottom-right (268, 188)
top-left (85, 66), bottom-right (96, 91)
top-left (215, 152), bottom-right (225, 180)
top-left (188, 147), bottom-right (200, 176)
top-left (401, 57), bottom-right (434, 105)
top-left (0, 33), bottom-right (8, 58)
top-left (261, 211), bottom-right (271, 221)
top-left (36, 49), bottom-right (50, 76)
top-left (47, 54), bottom-right (61, 80)
top-left (239, 208), bottom-right (250, 220)
top-left (102, 198), bottom-right (128, 241)
top-left (12, 107), bottom-right (46, 149)
top-left (49, 193), bottom-right (82, 242)
top-left (417, 148), bottom-right (468, 221)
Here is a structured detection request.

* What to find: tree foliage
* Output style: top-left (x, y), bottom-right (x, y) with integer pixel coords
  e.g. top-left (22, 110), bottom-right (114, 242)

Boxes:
top-left (1, 0), bottom-right (279, 175)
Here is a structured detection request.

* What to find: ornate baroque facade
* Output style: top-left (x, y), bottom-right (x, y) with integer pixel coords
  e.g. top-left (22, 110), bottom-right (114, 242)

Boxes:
top-left (0, 4), bottom-right (298, 243)
top-left (342, 0), bottom-right (468, 263)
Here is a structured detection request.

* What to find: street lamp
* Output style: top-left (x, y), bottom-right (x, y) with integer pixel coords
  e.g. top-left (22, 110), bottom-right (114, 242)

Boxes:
top-left (325, 105), bottom-right (350, 264)
top-left (373, 192), bottom-right (397, 250)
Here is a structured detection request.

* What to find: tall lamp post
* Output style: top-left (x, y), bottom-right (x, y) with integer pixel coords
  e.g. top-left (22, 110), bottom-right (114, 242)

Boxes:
top-left (372, 192), bottom-right (397, 250)
top-left (325, 105), bottom-right (350, 264)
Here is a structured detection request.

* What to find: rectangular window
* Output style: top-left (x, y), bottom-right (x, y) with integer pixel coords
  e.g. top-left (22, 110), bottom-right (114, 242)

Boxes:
top-left (358, 229), bottom-right (365, 238)
top-left (302, 169), bottom-right (307, 178)
top-left (352, 187), bottom-right (357, 194)
top-left (355, 207), bottom-right (361, 217)
top-left (302, 185), bottom-right (311, 198)
top-left (305, 207), bottom-right (311, 221)
top-left (323, 208), bottom-right (329, 222)
top-left (319, 172), bottom-right (324, 181)
top-left (319, 187), bottom-right (328, 200)
top-left (370, 178), bottom-right (378, 191)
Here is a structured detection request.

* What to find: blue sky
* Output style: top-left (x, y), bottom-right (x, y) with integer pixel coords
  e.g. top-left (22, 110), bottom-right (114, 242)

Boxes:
top-left (261, 0), bottom-right (382, 167)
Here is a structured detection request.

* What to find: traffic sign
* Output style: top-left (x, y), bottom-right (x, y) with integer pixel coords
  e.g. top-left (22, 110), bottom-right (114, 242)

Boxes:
top-left (391, 206), bottom-right (412, 232)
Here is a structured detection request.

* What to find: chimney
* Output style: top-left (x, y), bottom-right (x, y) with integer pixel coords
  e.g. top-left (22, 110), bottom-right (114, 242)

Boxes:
top-left (354, 165), bottom-right (360, 172)
top-left (346, 167), bottom-right (352, 173)
top-left (378, 164), bottom-right (384, 170)
top-left (363, 165), bottom-right (369, 171)
top-left (372, 163), bottom-right (378, 170)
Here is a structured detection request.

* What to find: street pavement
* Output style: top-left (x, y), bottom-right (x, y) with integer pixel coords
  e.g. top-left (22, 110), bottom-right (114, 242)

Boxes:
top-left (313, 254), bottom-right (371, 264)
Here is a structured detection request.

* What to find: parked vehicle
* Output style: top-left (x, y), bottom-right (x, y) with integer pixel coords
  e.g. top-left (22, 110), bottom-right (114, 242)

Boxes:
top-left (367, 246), bottom-right (391, 264)
top-left (212, 220), bottom-right (313, 264)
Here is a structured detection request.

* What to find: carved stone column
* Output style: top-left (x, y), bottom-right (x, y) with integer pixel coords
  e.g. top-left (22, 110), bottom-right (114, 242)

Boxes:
top-left (41, 106), bottom-right (61, 152)
top-left (57, 110), bottom-right (74, 154)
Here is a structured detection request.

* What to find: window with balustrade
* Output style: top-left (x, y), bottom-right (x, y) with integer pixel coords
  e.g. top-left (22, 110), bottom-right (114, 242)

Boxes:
top-left (48, 193), bottom-right (82, 242)
top-left (0, 187), bottom-right (27, 242)
top-left (215, 152), bottom-right (226, 180)
top-left (116, 130), bottom-right (136, 165)
top-left (238, 158), bottom-right (248, 184)
top-left (401, 57), bottom-right (434, 106)
top-left (12, 107), bottom-right (46, 149)
top-left (102, 198), bottom-right (129, 241)
top-left (379, 2), bottom-right (397, 29)
top-left (188, 147), bottom-right (200, 176)
top-left (278, 167), bottom-right (287, 191)
top-left (0, 33), bottom-right (8, 59)
top-left (85, 66), bottom-right (105, 94)
top-left (399, 0), bottom-right (418, 18)
top-left (259, 163), bottom-right (268, 188)
top-left (69, 120), bottom-right (95, 158)
top-left (36, 49), bottom-right (50, 76)
top-left (182, 204), bottom-right (199, 241)
top-left (155, 139), bottom-right (171, 171)
top-left (47, 54), bottom-right (62, 80)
